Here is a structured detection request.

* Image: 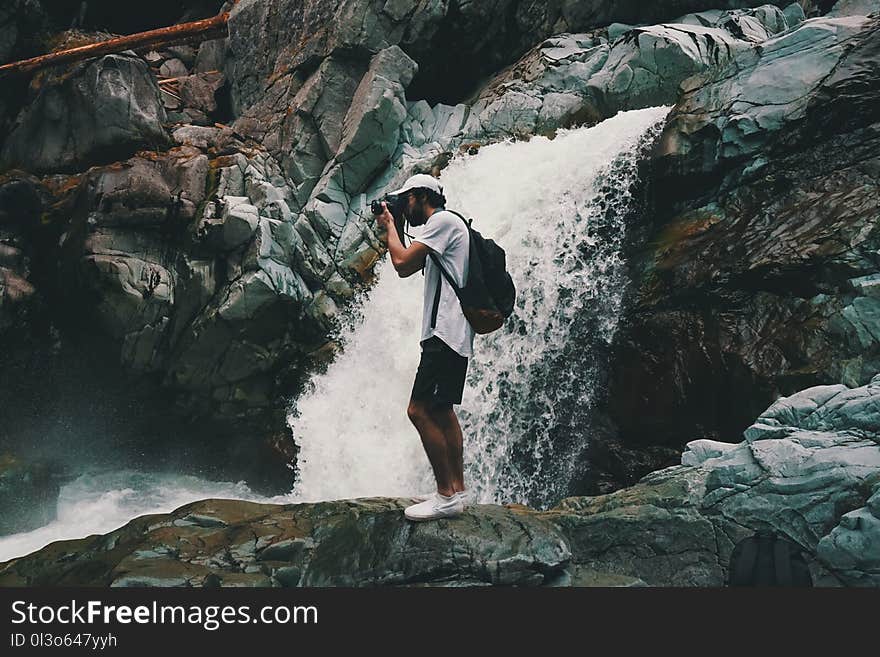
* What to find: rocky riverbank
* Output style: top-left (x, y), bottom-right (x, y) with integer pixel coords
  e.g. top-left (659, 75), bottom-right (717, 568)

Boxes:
top-left (2, 374), bottom-right (877, 587)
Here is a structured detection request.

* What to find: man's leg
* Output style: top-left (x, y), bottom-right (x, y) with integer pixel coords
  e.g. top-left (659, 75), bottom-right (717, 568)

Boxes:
top-left (407, 399), bottom-right (456, 497)
top-left (429, 404), bottom-right (464, 494)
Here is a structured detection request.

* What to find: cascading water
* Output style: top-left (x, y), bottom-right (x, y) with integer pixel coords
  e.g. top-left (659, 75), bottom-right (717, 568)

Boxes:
top-left (289, 106), bottom-right (670, 509)
top-left (0, 106), bottom-right (668, 563)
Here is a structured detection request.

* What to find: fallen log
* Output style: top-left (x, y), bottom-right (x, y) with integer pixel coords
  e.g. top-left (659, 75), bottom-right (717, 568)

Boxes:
top-left (0, 5), bottom-right (236, 80)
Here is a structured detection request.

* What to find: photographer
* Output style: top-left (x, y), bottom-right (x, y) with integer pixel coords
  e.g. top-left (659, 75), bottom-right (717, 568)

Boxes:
top-left (375, 174), bottom-right (475, 521)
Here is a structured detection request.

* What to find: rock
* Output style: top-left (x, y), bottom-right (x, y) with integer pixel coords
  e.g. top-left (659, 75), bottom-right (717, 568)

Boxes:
top-left (0, 498), bottom-right (571, 587)
top-left (0, 455), bottom-right (64, 536)
top-left (178, 71), bottom-right (225, 123)
top-left (657, 15), bottom-right (871, 170)
top-left (321, 46), bottom-right (415, 196)
top-left (226, 0), bottom-right (798, 115)
top-left (1, 54), bottom-right (169, 174)
top-left (194, 38), bottom-right (226, 73)
top-left (817, 485), bottom-right (880, 584)
top-left (158, 57), bottom-right (188, 78)
top-left (608, 15), bottom-right (880, 458)
top-left (783, 2), bottom-right (807, 26)
top-left (461, 6), bottom-right (794, 141)
top-left (2, 375), bottom-right (877, 586)
top-left (828, 0), bottom-right (880, 17)
top-left (221, 198), bottom-right (259, 248)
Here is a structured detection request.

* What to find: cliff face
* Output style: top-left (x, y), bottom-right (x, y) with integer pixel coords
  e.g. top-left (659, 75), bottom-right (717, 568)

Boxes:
top-left (609, 10), bottom-right (880, 463)
top-left (1, 1), bottom-right (829, 497)
top-left (2, 373), bottom-right (877, 587)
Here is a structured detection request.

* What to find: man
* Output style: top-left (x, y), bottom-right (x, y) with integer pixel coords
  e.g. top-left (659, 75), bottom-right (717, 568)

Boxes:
top-left (376, 173), bottom-right (475, 521)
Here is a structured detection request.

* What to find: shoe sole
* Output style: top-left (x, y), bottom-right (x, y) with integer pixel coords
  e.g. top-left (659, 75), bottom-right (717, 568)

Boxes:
top-left (411, 495), bottom-right (470, 508)
top-left (405, 508), bottom-right (465, 522)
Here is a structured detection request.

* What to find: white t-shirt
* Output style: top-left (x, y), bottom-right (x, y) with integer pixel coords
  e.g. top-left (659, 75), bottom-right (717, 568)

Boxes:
top-left (412, 209), bottom-right (475, 358)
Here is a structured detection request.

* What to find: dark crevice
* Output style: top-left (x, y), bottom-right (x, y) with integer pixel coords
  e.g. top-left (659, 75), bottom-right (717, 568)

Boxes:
top-left (41, 1), bottom-right (225, 34)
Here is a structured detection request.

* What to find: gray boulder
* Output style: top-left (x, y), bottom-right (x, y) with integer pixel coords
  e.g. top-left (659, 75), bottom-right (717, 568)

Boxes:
top-left (659, 15), bottom-right (871, 169)
top-left (828, 0), bottom-right (880, 16)
top-left (1, 54), bottom-right (170, 174)
top-left (0, 498), bottom-right (573, 587)
top-left (462, 5), bottom-right (795, 141)
top-left (608, 14), bottom-right (880, 468)
top-left (0, 455), bottom-right (64, 536)
top-left (2, 375), bottom-right (877, 586)
top-left (557, 376), bottom-right (880, 586)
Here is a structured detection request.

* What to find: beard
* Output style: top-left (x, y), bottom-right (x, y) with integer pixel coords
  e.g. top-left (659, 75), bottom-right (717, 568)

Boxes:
top-left (405, 203), bottom-right (428, 226)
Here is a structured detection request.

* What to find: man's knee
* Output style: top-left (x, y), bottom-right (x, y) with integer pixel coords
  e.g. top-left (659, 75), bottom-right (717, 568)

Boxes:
top-left (408, 399), bottom-right (451, 425)
top-left (407, 399), bottom-right (429, 425)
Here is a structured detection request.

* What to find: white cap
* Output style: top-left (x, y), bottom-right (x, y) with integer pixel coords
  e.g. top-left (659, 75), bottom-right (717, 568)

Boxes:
top-left (388, 173), bottom-right (443, 196)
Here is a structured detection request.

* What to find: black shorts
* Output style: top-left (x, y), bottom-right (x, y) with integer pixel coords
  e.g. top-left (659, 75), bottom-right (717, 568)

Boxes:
top-left (410, 336), bottom-right (469, 407)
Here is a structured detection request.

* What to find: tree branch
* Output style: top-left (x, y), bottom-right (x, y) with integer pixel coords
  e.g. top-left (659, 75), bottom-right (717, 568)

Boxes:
top-left (0, 3), bottom-right (239, 80)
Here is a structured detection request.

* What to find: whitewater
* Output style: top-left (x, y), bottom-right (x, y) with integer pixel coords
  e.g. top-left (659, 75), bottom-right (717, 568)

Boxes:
top-left (0, 106), bottom-right (669, 563)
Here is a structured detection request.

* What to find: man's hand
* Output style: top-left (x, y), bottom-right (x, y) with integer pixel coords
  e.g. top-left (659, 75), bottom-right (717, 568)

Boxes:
top-left (376, 202), bottom-right (394, 234)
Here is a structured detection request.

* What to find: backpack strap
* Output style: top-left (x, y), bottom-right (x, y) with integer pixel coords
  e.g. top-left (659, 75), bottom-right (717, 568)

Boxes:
top-left (426, 209), bottom-right (469, 328)
top-left (429, 252), bottom-right (460, 328)
top-left (446, 209), bottom-right (473, 230)
top-left (430, 262), bottom-right (442, 328)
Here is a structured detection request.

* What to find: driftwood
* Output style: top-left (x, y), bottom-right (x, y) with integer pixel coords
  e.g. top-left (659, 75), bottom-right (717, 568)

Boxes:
top-left (0, 4), bottom-right (237, 80)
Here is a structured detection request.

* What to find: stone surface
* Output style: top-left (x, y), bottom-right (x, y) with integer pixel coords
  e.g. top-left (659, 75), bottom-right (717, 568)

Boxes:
top-left (1, 375), bottom-right (877, 586)
top-left (0, 455), bottom-right (64, 536)
top-left (1, 54), bottom-right (169, 174)
top-left (461, 5), bottom-right (796, 141)
top-left (607, 14), bottom-right (880, 459)
top-left (0, 498), bottom-right (572, 587)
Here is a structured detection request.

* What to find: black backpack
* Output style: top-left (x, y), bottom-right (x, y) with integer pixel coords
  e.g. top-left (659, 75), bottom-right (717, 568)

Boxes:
top-left (727, 529), bottom-right (813, 587)
top-left (426, 209), bottom-right (516, 334)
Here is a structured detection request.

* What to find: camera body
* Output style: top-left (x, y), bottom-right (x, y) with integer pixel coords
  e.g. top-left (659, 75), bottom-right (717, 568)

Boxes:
top-left (370, 194), bottom-right (407, 242)
top-left (370, 195), bottom-right (403, 217)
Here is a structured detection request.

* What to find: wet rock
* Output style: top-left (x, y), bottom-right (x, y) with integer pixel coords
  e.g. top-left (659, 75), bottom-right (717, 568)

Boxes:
top-left (0, 498), bottom-right (572, 587)
top-left (608, 14), bottom-right (880, 456)
top-left (1, 54), bottom-right (169, 174)
top-left (0, 455), bottom-right (64, 536)
top-left (1, 375), bottom-right (877, 586)
top-left (194, 38), bottom-right (226, 73)
top-left (828, 0), bottom-right (880, 17)
top-left (462, 5), bottom-right (795, 141)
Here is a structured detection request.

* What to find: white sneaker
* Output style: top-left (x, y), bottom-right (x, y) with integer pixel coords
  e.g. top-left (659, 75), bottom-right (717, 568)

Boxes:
top-left (404, 492), bottom-right (465, 521)
top-left (411, 490), bottom-right (471, 508)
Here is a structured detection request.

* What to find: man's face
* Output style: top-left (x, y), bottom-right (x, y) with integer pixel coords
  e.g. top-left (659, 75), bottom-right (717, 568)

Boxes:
top-left (403, 192), bottom-right (428, 226)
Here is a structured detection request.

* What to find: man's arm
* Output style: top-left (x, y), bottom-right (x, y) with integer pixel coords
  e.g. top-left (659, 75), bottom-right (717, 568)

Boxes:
top-left (378, 207), bottom-right (431, 277)
top-left (387, 227), bottom-right (430, 277)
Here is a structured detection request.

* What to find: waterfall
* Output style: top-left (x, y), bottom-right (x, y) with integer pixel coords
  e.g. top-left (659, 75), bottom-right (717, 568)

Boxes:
top-left (0, 106), bottom-right (668, 563)
top-left (289, 106), bottom-right (670, 509)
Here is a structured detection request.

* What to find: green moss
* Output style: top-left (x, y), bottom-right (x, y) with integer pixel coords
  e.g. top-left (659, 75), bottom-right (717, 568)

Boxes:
top-left (194, 160), bottom-right (222, 225)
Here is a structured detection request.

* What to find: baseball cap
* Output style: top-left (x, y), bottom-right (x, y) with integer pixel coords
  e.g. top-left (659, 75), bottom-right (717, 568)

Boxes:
top-left (388, 173), bottom-right (444, 196)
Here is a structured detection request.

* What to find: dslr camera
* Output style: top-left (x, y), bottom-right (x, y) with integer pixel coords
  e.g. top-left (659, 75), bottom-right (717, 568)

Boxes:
top-left (370, 194), bottom-right (407, 242)
top-left (370, 195), bottom-right (403, 218)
